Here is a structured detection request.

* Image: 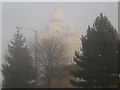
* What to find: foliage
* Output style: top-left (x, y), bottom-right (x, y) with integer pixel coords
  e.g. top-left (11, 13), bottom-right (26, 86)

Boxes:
top-left (2, 30), bottom-right (36, 88)
top-left (70, 13), bottom-right (119, 88)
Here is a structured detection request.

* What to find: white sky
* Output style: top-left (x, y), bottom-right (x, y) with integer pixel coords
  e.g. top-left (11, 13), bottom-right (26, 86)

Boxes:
top-left (0, 1), bottom-right (119, 89)
top-left (1, 0), bottom-right (119, 2)
top-left (2, 2), bottom-right (118, 50)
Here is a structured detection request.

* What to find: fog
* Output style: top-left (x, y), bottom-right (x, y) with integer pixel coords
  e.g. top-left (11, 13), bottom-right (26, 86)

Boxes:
top-left (1, 2), bottom-right (118, 88)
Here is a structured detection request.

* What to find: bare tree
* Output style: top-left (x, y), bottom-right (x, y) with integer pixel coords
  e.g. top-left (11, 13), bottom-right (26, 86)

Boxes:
top-left (37, 35), bottom-right (69, 88)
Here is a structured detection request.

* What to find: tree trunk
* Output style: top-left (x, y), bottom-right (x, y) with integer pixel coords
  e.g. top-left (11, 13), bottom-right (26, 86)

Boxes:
top-left (47, 78), bottom-right (51, 88)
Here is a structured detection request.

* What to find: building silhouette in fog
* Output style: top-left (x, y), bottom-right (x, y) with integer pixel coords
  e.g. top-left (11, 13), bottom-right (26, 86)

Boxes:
top-left (38, 10), bottom-right (82, 64)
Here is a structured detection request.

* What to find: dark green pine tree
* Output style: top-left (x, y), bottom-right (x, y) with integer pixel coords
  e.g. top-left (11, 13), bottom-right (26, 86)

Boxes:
top-left (70, 13), bottom-right (119, 88)
top-left (2, 30), bottom-right (36, 88)
top-left (118, 37), bottom-right (120, 87)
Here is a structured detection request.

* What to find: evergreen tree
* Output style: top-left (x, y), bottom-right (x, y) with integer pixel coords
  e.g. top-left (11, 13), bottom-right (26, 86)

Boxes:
top-left (118, 37), bottom-right (120, 87)
top-left (70, 13), bottom-right (119, 88)
top-left (2, 30), bottom-right (36, 88)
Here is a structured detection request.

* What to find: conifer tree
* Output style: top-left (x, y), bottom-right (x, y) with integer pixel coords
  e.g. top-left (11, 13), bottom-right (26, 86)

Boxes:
top-left (2, 30), bottom-right (36, 88)
top-left (70, 13), bottom-right (119, 88)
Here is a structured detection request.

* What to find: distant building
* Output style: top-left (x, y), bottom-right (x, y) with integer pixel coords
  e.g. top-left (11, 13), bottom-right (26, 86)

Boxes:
top-left (37, 10), bottom-right (82, 88)
top-left (38, 10), bottom-right (82, 64)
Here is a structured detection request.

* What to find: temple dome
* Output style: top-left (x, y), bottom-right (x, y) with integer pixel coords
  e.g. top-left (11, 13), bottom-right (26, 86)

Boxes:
top-left (50, 10), bottom-right (63, 22)
top-left (66, 22), bottom-right (75, 33)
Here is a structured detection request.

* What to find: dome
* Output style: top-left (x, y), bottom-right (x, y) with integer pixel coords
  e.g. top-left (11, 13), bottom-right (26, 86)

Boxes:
top-left (66, 22), bottom-right (75, 33)
top-left (51, 10), bottom-right (63, 22)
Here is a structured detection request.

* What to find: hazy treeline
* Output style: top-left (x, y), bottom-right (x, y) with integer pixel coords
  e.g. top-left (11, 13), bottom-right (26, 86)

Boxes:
top-left (2, 13), bottom-right (120, 88)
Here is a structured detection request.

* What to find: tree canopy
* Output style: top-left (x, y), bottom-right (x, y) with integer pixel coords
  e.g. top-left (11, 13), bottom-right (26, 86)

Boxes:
top-left (70, 13), bottom-right (119, 88)
top-left (2, 30), bottom-right (36, 88)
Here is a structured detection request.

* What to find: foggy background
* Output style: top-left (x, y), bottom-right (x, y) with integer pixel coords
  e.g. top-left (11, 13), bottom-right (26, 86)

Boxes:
top-left (1, 2), bottom-right (118, 88)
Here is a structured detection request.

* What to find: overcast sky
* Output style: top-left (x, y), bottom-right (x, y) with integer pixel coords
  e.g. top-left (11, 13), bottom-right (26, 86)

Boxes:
top-left (1, 2), bottom-right (118, 88)
top-left (2, 2), bottom-right (118, 50)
